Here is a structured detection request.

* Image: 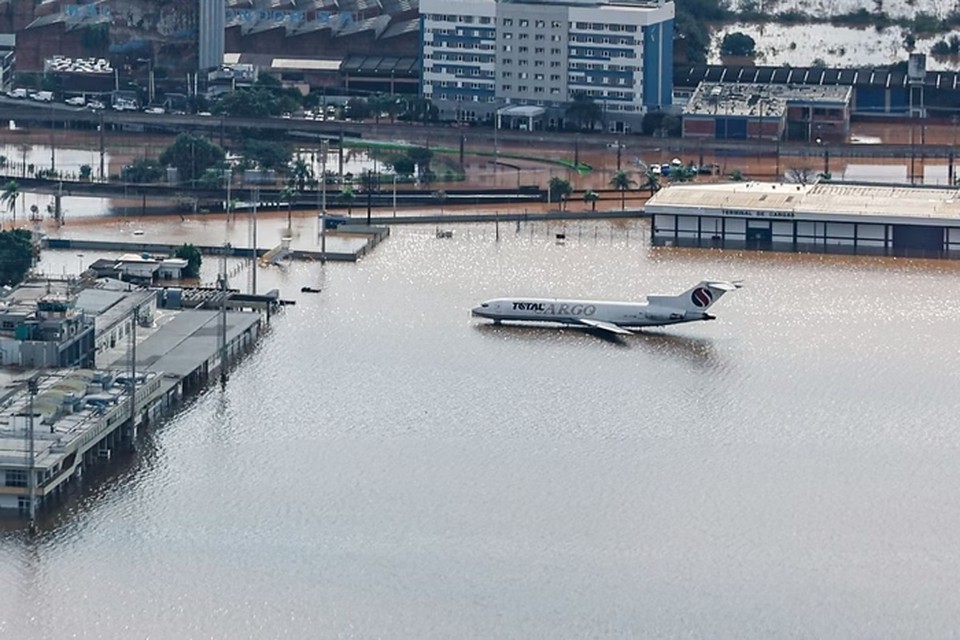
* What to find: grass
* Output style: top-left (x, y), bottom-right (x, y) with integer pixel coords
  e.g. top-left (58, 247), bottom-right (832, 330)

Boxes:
top-left (343, 139), bottom-right (594, 177)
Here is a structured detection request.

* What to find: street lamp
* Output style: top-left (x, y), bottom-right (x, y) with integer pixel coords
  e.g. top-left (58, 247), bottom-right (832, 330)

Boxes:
top-left (815, 137), bottom-right (829, 176)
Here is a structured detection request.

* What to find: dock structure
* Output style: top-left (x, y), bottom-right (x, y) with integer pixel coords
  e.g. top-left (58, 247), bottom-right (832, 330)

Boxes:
top-left (0, 279), bottom-right (268, 516)
top-left (0, 369), bottom-right (166, 512)
top-left (646, 181), bottom-right (960, 259)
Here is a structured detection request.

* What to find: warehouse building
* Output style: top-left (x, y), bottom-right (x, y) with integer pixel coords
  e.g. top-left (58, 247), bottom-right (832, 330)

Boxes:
top-left (646, 181), bottom-right (960, 259)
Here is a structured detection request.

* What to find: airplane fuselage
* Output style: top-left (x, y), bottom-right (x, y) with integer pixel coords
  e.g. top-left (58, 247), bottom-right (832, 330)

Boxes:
top-left (472, 297), bottom-right (714, 328)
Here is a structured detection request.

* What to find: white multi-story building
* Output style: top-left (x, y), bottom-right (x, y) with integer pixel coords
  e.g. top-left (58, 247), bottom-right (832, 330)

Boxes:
top-left (420, 0), bottom-right (674, 132)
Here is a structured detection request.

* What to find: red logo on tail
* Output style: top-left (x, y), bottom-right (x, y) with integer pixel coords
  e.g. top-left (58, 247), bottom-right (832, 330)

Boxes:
top-left (691, 287), bottom-right (713, 308)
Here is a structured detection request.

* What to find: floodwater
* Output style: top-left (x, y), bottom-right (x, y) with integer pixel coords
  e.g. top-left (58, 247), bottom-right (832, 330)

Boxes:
top-left (711, 22), bottom-right (960, 70)
top-left (2, 220), bottom-right (960, 638)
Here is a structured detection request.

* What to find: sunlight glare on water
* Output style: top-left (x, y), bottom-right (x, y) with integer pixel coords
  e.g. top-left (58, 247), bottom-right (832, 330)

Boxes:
top-left (2, 221), bottom-right (960, 638)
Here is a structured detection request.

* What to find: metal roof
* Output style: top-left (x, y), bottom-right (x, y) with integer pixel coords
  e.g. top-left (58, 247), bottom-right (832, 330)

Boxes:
top-left (646, 182), bottom-right (960, 222)
top-left (675, 64), bottom-right (960, 90)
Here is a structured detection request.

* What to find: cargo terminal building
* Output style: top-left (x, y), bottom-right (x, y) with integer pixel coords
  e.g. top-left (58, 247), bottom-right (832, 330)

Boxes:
top-left (646, 182), bottom-right (960, 259)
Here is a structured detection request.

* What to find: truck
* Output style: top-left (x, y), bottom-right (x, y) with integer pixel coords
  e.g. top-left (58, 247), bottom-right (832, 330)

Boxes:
top-left (32, 91), bottom-right (54, 102)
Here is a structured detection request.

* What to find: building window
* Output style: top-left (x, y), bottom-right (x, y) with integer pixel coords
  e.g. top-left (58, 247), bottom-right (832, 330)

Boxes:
top-left (504, 32), bottom-right (512, 39)
top-left (502, 84), bottom-right (512, 91)
top-left (550, 61), bottom-right (561, 68)
top-left (519, 33), bottom-right (528, 40)
top-left (519, 19), bottom-right (528, 27)
top-left (503, 18), bottom-right (513, 26)
top-left (535, 47), bottom-right (544, 54)
top-left (480, 16), bottom-right (491, 24)
top-left (535, 34), bottom-right (544, 41)
top-left (503, 45), bottom-right (512, 52)
top-left (535, 20), bottom-right (545, 27)
top-left (5, 469), bottom-right (26, 487)
top-left (518, 85), bottom-right (527, 91)
top-left (552, 20), bottom-right (562, 28)
top-left (534, 60), bottom-right (544, 67)
top-left (519, 46), bottom-right (528, 53)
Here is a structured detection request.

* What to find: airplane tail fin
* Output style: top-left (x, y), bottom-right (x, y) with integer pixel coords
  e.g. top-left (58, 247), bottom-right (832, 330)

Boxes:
top-left (647, 280), bottom-right (742, 312)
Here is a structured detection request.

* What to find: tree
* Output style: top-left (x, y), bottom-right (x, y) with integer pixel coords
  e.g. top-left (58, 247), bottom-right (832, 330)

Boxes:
top-left (79, 164), bottom-right (92, 181)
top-left (787, 166), bottom-right (814, 185)
top-left (407, 147), bottom-right (434, 176)
top-left (122, 158), bottom-right (165, 183)
top-left (280, 185), bottom-right (295, 230)
top-left (583, 189), bottom-right (600, 211)
top-left (344, 98), bottom-right (371, 121)
top-left (289, 156), bottom-right (313, 192)
top-left (174, 243), bottom-right (202, 278)
top-left (1, 180), bottom-right (19, 226)
top-left (340, 186), bottom-right (355, 216)
top-left (244, 139), bottom-right (292, 175)
top-left (159, 133), bottom-right (225, 185)
top-left (213, 88), bottom-right (280, 118)
top-left (548, 177), bottom-right (573, 210)
top-left (367, 94), bottom-right (394, 124)
top-left (720, 32), bottom-right (757, 57)
top-left (641, 171), bottom-right (661, 195)
top-left (565, 93), bottom-right (603, 131)
top-left (609, 170), bottom-right (635, 210)
top-left (0, 229), bottom-right (33, 284)
top-left (392, 156), bottom-right (415, 177)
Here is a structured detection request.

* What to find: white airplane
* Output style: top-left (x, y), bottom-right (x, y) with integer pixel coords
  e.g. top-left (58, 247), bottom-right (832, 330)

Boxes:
top-left (472, 280), bottom-right (742, 336)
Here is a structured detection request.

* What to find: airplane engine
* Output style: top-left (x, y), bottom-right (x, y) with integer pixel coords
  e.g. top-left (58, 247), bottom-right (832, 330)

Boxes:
top-left (645, 309), bottom-right (687, 323)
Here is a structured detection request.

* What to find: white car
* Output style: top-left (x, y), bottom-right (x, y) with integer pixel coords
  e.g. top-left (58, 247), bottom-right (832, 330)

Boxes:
top-left (144, 106), bottom-right (165, 114)
top-left (65, 96), bottom-right (86, 106)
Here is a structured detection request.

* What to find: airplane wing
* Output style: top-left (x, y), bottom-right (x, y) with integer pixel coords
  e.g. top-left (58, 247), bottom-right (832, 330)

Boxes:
top-left (577, 318), bottom-right (634, 336)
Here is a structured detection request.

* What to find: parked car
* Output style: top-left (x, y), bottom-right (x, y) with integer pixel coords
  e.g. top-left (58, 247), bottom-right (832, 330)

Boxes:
top-left (32, 91), bottom-right (54, 102)
top-left (143, 106), bottom-right (165, 114)
top-left (65, 96), bottom-right (86, 106)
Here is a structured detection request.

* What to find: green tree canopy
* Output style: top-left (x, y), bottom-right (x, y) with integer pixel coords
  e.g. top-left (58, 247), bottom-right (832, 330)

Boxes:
top-left (583, 189), bottom-right (600, 211)
top-left (213, 88), bottom-right (280, 118)
top-left (243, 139), bottom-right (292, 174)
top-left (0, 229), bottom-right (33, 285)
top-left (1, 180), bottom-right (19, 220)
top-left (609, 170), bottom-right (636, 210)
top-left (406, 147), bottom-right (434, 175)
top-left (173, 243), bottom-right (202, 278)
top-left (392, 156), bottom-right (416, 177)
top-left (721, 32), bottom-right (757, 57)
top-left (159, 134), bottom-right (225, 185)
top-left (565, 93), bottom-right (603, 130)
top-left (548, 177), bottom-right (573, 210)
top-left (122, 158), bottom-right (165, 183)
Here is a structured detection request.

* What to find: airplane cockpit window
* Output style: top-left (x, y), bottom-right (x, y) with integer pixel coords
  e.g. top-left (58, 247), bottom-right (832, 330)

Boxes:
top-left (481, 303), bottom-right (489, 308)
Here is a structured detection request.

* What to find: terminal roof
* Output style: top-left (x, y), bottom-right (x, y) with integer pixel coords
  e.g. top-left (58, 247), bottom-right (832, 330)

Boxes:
top-left (647, 182), bottom-right (960, 220)
top-left (684, 82), bottom-right (852, 118)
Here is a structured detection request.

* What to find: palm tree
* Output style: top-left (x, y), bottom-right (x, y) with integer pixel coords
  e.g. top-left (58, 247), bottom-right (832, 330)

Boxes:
top-left (583, 189), bottom-right (599, 212)
top-left (280, 185), bottom-right (295, 231)
top-left (289, 157), bottom-right (313, 192)
top-left (641, 172), bottom-right (661, 195)
top-left (1, 180), bottom-right (19, 227)
top-left (548, 177), bottom-right (572, 211)
top-left (609, 170), bottom-right (635, 210)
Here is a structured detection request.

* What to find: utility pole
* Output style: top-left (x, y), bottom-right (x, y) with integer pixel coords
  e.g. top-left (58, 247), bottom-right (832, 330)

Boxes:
top-left (320, 140), bottom-right (327, 260)
top-left (616, 140), bottom-right (622, 172)
top-left (128, 304), bottom-right (138, 449)
top-left (98, 111), bottom-right (105, 181)
top-left (27, 375), bottom-right (38, 532)
top-left (218, 245), bottom-right (228, 386)
top-left (250, 187), bottom-right (258, 295)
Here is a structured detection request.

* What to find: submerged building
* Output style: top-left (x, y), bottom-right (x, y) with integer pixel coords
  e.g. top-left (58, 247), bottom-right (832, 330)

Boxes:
top-left (646, 181), bottom-right (960, 259)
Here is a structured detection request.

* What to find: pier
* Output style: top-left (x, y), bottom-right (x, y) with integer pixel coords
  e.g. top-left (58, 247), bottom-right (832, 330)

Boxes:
top-left (0, 278), bottom-right (271, 516)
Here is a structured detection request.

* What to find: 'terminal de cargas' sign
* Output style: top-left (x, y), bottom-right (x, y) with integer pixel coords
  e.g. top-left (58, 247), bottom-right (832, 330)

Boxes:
top-left (721, 209), bottom-right (795, 218)
top-left (513, 302), bottom-right (597, 315)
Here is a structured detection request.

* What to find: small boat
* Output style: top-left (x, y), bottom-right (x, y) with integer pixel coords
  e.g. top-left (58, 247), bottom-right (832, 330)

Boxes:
top-left (300, 286), bottom-right (321, 293)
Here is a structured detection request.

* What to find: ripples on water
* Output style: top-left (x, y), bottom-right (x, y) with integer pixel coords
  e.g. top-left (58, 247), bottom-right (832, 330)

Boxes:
top-left (2, 221), bottom-right (960, 638)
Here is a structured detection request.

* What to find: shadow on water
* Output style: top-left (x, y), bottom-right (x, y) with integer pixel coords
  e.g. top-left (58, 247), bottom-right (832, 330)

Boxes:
top-left (472, 321), bottom-right (722, 367)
